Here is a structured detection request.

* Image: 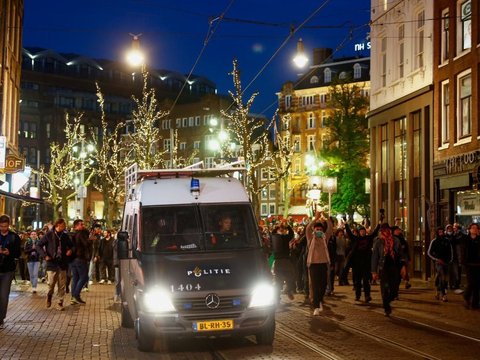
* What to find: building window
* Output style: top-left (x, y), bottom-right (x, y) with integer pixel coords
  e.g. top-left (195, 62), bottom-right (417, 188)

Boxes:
top-left (189, 117), bottom-right (194, 127)
top-left (195, 116), bottom-right (201, 126)
top-left (353, 63), bottom-right (361, 79)
top-left (415, 10), bottom-right (425, 69)
top-left (269, 204), bottom-right (276, 215)
top-left (269, 185), bottom-right (276, 200)
top-left (261, 204), bottom-right (268, 216)
top-left (193, 141), bottom-right (200, 149)
top-left (307, 113), bottom-right (315, 129)
top-left (161, 119), bottom-right (171, 129)
top-left (441, 9), bottom-right (450, 62)
top-left (294, 136), bottom-right (301, 152)
top-left (285, 95), bottom-right (291, 109)
top-left (176, 118), bottom-right (181, 128)
top-left (294, 158), bottom-right (301, 175)
top-left (310, 76), bottom-right (319, 84)
top-left (324, 68), bottom-right (331, 83)
top-left (46, 123), bottom-right (51, 139)
top-left (163, 138), bottom-right (171, 151)
top-left (441, 81), bottom-right (450, 145)
top-left (398, 24), bottom-right (405, 78)
top-left (204, 157), bottom-right (215, 169)
top-left (381, 36), bottom-right (387, 87)
top-left (459, 0), bottom-right (471, 51)
top-left (307, 135), bottom-right (315, 151)
top-left (457, 70), bottom-right (472, 139)
top-left (301, 95), bottom-right (314, 107)
top-left (182, 118), bottom-right (188, 127)
top-left (261, 188), bottom-right (268, 200)
top-left (179, 142), bottom-right (186, 150)
top-left (339, 72), bottom-right (347, 80)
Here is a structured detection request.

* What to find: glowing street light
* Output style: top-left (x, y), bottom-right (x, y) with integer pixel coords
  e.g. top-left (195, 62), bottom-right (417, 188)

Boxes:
top-left (126, 33), bottom-right (145, 67)
top-left (293, 38), bottom-right (308, 68)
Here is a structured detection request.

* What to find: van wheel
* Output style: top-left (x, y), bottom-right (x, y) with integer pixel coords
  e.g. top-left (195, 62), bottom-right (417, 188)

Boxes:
top-left (136, 321), bottom-right (155, 352)
top-left (256, 318), bottom-right (275, 346)
top-left (121, 303), bottom-right (134, 328)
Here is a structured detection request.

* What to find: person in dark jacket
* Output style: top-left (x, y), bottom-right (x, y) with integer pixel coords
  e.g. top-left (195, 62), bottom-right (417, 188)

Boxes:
top-left (371, 224), bottom-right (404, 316)
top-left (345, 221), bottom-right (380, 302)
top-left (428, 227), bottom-right (453, 302)
top-left (36, 218), bottom-right (74, 311)
top-left (70, 219), bottom-right (92, 305)
top-left (271, 220), bottom-right (296, 301)
top-left (392, 226), bottom-right (411, 290)
top-left (0, 215), bottom-right (21, 329)
top-left (462, 223), bottom-right (480, 309)
top-left (98, 229), bottom-right (115, 284)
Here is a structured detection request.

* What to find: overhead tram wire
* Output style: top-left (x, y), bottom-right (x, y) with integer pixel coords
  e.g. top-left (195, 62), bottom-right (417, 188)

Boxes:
top-left (168, 0), bottom-right (236, 114)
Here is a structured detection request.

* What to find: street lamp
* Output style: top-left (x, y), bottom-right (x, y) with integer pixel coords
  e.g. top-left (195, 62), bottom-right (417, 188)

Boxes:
top-left (323, 177), bottom-right (337, 216)
top-left (72, 140), bottom-right (95, 220)
top-left (306, 176), bottom-right (322, 217)
top-left (126, 33), bottom-right (145, 67)
top-left (293, 38), bottom-right (308, 68)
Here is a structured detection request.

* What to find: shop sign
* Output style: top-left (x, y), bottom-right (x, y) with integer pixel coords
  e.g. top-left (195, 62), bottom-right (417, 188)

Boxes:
top-left (445, 150), bottom-right (480, 174)
top-left (4, 154), bottom-right (25, 174)
top-left (457, 191), bottom-right (480, 215)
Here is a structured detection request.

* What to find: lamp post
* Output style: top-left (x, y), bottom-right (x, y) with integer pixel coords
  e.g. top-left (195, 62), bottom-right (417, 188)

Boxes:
top-left (306, 176), bottom-right (322, 217)
top-left (72, 140), bottom-right (95, 220)
top-left (323, 177), bottom-right (337, 217)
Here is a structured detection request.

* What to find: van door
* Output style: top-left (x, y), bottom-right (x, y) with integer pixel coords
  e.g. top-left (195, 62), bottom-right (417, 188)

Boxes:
top-left (123, 202), bottom-right (140, 319)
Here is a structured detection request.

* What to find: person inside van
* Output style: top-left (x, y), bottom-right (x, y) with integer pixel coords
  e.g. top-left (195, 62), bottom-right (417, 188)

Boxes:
top-left (210, 215), bottom-right (241, 247)
top-left (150, 217), bottom-right (177, 251)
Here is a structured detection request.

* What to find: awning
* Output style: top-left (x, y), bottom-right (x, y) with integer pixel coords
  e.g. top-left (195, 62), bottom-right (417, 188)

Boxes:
top-left (0, 189), bottom-right (45, 204)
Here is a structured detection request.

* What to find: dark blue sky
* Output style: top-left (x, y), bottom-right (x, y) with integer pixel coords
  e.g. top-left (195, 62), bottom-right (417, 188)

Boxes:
top-left (23, 0), bottom-right (371, 118)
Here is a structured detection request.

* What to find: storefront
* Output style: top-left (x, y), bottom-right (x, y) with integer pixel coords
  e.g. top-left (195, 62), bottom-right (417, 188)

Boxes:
top-left (434, 150), bottom-right (480, 228)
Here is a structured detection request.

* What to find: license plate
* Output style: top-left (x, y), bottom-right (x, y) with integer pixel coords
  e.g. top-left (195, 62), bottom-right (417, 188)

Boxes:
top-left (193, 319), bottom-right (234, 331)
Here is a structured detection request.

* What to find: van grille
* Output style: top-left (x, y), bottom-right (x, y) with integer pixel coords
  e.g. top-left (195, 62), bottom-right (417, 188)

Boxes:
top-left (174, 295), bottom-right (248, 313)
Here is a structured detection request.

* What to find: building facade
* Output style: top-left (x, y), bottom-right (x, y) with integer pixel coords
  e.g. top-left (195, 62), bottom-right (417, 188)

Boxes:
top-left (368, 0), bottom-right (434, 278)
top-left (277, 49), bottom-right (370, 220)
top-left (19, 47), bottom-right (220, 225)
top-left (433, 0), bottom-right (480, 228)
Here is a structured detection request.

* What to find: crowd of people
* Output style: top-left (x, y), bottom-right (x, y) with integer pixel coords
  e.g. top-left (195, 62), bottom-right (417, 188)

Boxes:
top-left (0, 215), bottom-right (119, 328)
top-left (261, 211), bottom-right (480, 316)
top-left (0, 211), bottom-right (479, 329)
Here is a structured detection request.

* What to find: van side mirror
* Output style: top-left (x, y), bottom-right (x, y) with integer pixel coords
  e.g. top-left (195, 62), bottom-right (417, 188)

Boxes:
top-left (117, 231), bottom-right (129, 260)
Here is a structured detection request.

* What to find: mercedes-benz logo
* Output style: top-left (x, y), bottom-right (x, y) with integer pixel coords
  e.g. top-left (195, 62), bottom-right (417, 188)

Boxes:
top-left (205, 293), bottom-right (220, 309)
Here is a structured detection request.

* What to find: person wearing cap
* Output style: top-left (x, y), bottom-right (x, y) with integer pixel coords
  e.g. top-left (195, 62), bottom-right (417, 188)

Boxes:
top-left (305, 210), bottom-right (333, 315)
top-left (428, 227), bottom-right (453, 302)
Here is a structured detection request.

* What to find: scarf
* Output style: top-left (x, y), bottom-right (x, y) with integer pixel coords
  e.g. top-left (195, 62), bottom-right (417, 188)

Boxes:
top-left (381, 227), bottom-right (395, 259)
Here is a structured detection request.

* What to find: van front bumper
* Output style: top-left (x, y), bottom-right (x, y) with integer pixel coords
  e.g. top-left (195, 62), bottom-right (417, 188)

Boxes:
top-left (137, 306), bottom-right (276, 339)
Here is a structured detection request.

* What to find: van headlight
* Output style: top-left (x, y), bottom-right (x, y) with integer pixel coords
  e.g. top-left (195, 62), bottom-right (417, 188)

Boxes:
top-left (142, 288), bottom-right (176, 313)
top-left (249, 282), bottom-right (276, 308)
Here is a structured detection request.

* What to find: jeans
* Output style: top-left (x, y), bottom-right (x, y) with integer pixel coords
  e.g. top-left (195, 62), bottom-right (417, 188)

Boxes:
top-left (27, 261), bottom-right (40, 289)
top-left (434, 263), bottom-right (449, 296)
top-left (0, 271), bottom-right (14, 321)
top-left (70, 259), bottom-right (89, 299)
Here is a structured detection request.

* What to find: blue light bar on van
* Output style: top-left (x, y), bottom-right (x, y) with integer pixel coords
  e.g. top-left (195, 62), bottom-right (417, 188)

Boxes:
top-left (191, 178), bottom-right (200, 196)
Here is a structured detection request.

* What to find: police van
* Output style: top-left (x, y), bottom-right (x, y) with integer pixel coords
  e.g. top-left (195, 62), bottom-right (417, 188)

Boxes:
top-left (117, 164), bottom-right (276, 352)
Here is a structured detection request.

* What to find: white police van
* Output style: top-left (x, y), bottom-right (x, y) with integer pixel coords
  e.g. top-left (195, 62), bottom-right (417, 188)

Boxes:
top-left (117, 164), bottom-right (276, 352)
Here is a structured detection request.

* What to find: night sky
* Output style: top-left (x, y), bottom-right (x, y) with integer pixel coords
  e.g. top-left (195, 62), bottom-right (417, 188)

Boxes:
top-left (22, 0), bottom-right (371, 118)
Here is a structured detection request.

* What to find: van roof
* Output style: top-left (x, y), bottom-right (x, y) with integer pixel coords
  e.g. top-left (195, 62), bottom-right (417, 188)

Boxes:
top-left (134, 177), bottom-right (250, 206)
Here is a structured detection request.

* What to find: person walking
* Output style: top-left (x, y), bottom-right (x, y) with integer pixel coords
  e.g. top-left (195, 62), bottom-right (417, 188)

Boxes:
top-left (270, 220), bottom-right (296, 300)
top-left (391, 226), bottom-right (411, 290)
top-left (462, 223), bottom-right (480, 309)
top-left (306, 211), bottom-right (332, 315)
top-left (88, 223), bottom-right (102, 285)
top-left (24, 230), bottom-right (41, 293)
top-left (98, 229), bottom-right (115, 284)
top-left (36, 218), bottom-right (74, 311)
top-left (371, 224), bottom-right (403, 316)
top-left (345, 220), bottom-right (380, 303)
top-left (70, 219), bottom-right (92, 305)
top-left (428, 227), bottom-right (453, 302)
top-left (0, 215), bottom-right (21, 329)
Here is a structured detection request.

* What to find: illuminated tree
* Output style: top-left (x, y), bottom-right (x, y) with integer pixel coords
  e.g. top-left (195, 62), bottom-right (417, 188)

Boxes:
top-left (92, 86), bottom-right (132, 228)
top-left (35, 114), bottom-right (86, 220)
top-left (221, 59), bottom-right (277, 217)
top-left (125, 71), bottom-right (169, 169)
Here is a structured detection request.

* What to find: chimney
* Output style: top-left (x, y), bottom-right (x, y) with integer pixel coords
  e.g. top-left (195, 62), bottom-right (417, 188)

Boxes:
top-left (313, 48), bottom-right (333, 65)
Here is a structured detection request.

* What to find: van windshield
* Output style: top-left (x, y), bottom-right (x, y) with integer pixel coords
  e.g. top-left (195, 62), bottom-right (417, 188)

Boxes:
top-left (142, 204), bottom-right (260, 253)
